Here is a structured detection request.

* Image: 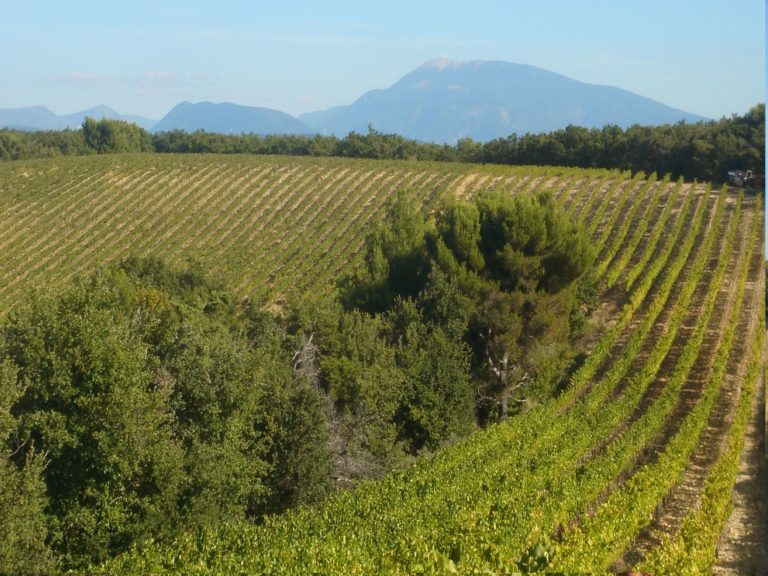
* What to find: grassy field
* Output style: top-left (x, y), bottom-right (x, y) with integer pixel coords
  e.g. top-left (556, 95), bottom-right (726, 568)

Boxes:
top-left (0, 153), bottom-right (763, 573)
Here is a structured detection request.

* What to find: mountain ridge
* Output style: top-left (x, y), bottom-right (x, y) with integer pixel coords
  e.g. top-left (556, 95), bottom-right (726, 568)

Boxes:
top-left (2, 59), bottom-right (710, 141)
top-left (299, 58), bottom-right (708, 143)
top-left (0, 105), bottom-right (156, 131)
top-left (150, 101), bottom-right (313, 135)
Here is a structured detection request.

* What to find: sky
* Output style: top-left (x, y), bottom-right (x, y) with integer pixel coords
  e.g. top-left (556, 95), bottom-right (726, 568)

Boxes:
top-left (0, 0), bottom-right (764, 121)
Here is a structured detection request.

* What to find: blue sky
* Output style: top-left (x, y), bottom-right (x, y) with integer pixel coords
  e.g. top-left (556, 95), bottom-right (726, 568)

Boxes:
top-left (0, 0), bottom-right (764, 120)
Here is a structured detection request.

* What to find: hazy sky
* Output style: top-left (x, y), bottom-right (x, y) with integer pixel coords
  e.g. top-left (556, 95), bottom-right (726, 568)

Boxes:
top-left (1, 0), bottom-right (764, 120)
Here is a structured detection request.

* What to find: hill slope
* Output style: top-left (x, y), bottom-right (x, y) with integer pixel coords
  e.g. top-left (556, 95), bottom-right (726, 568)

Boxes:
top-left (61, 105), bottom-right (157, 130)
top-left (0, 155), bottom-right (762, 574)
top-left (0, 106), bottom-right (64, 131)
top-left (0, 105), bottom-right (156, 130)
top-left (301, 58), bottom-right (708, 143)
top-left (151, 101), bottom-right (314, 135)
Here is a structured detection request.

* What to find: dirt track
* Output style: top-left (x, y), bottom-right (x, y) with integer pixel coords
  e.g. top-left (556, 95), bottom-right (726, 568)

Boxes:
top-left (714, 336), bottom-right (768, 576)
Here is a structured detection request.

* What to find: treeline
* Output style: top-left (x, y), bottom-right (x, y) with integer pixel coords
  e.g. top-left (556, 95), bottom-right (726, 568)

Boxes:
top-left (0, 190), bottom-right (594, 573)
top-left (478, 104), bottom-right (764, 184)
top-left (0, 104), bottom-right (764, 183)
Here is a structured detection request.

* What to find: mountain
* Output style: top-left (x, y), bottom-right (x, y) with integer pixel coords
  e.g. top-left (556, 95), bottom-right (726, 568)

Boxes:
top-left (2, 60), bottom-right (709, 141)
top-left (151, 101), bottom-right (313, 135)
top-left (0, 106), bottom-right (65, 131)
top-left (300, 58), bottom-right (709, 143)
top-left (0, 105), bottom-right (157, 131)
top-left (61, 106), bottom-right (157, 130)
top-left (298, 105), bottom-right (347, 130)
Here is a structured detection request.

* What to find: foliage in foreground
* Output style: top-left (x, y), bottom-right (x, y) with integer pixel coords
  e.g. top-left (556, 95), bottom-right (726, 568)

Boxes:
top-left (347, 189), bottom-right (594, 423)
top-left (0, 186), bottom-right (594, 571)
top-left (0, 258), bottom-right (332, 570)
top-left (98, 182), bottom-right (761, 576)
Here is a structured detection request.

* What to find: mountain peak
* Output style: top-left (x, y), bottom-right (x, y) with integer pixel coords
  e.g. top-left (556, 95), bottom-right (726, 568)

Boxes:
top-left (77, 105), bottom-right (118, 116)
top-left (151, 101), bottom-right (313, 135)
top-left (301, 58), bottom-right (708, 143)
top-left (416, 58), bottom-right (525, 73)
top-left (420, 57), bottom-right (459, 71)
top-left (0, 105), bottom-right (156, 131)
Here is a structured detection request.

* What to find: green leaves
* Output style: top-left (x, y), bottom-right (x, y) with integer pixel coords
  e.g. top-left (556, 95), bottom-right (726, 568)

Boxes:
top-left (352, 188), bottom-right (594, 423)
top-left (0, 359), bottom-right (54, 574)
top-left (82, 117), bottom-right (152, 154)
top-left (4, 282), bottom-right (186, 566)
top-left (93, 164), bottom-right (758, 576)
top-left (439, 199), bottom-right (485, 273)
top-left (0, 258), bottom-right (333, 568)
top-left (395, 318), bottom-right (474, 452)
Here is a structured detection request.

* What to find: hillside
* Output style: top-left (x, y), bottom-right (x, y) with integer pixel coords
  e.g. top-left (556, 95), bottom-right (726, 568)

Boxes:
top-left (0, 106), bottom-right (64, 131)
top-left (151, 101), bottom-right (314, 135)
top-left (0, 154), bottom-right (763, 573)
top-left (300, 58), bottom-right (708, 143)
top-left (0, 155), bottom-right (645, 314)
top-left (0, 154), bottom-right (469, 312)
top-left (0, 105), bottom-right (156, 131)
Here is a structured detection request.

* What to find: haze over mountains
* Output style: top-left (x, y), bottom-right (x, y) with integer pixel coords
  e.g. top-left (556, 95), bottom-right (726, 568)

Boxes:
top-left (1, 59), bottom-right (708, 143)
top-left (0, 105), bottom-right (156, 131)
top-left (301, 59), bottom-right (708, 143)
top-left (151, 101), bottom-right (313, 135)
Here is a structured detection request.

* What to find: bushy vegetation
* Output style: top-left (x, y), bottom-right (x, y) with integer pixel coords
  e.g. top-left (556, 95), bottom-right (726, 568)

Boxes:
top-left (0, 258), bottom-right (332, 570)
top-left (0, 357), bottom-right (53, 574)
top-left (0, 187), bottom-right (593, 571)
top-left (99, 185), bottom-right (763, 575)
top-left (0, 127), bottom-right (89, 159)
top-left (479, 104), bottom-right (764, 184)
top-left (0, 104), bottom-right (763, 184)
top-left (346, 190), bottom-right (594, 423)
top-left (0, 147), bottom-right (760, 573)
top-left (81, 117), bottom-right (153, 154)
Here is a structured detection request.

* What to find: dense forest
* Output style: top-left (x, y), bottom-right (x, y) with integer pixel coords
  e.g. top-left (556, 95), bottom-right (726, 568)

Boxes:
top-left (0, 104), bottom-right (763, 184)
top-left (0, 190), bottom-right (594, 572)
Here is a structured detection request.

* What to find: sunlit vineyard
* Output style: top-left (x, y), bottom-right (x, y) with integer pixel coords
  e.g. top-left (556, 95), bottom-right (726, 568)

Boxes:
top-left (0, 154), bottom-right (585, 313)
top-left (0, 153), bottom-right (763, 574)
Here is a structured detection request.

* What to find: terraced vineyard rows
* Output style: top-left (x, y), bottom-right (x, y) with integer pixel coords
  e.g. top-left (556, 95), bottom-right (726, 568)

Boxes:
top-left (0, 155), bottom-right (586, 313)
top-left (0, 154), bottom-right (763, 574)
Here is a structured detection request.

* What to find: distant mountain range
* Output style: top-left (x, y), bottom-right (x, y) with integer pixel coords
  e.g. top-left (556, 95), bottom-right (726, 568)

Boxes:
top-left (0, 105), bottom-right (156, 131)
top-left (299, 59), bottom-right (708, 143)
top-left (1, 59), bottom-right (709, 142)
top-left (151, 101), bottom-right (313, 135)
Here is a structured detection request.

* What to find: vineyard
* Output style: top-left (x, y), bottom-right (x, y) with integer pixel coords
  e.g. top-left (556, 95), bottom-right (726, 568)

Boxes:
top-left (0, 153), bottom-right (561, 314)
top-left (0, 153), bottom-right (764, 574)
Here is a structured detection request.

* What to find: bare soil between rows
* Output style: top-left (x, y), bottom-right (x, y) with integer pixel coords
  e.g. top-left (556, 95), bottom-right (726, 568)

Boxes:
top-left (620, 207), bottom-right (757, 568)
top-left (714, 338), bottom-right (768, 576)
